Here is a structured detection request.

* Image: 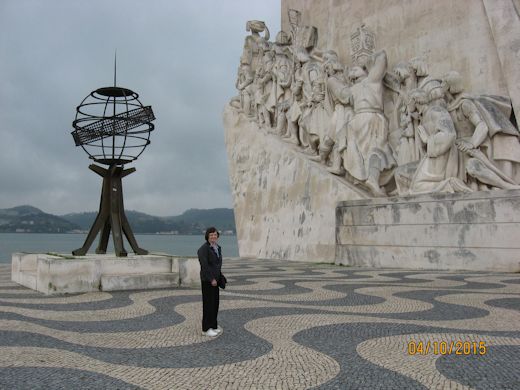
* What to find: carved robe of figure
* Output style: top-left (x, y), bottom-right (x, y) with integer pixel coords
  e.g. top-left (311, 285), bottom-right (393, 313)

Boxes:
top-left (323, 50), bottom-right (353, 174)
top-left (390, 60), bottom-right (427, 166)
top-left (241, 20), bottom-right (270, 74)
top-left (396, 107), bottom-right (421, 166)
top-left (284, 25), bottom-right (328, 156)
top-left (299, 56), bottom-right (329, 156)
top-left (408, 90), bottom-right (471, 195)
top-left (345, 50), bottom-right (396, 196)
top-left (270, 32), bottom-right (293, 136)
top-left (234, 62), bottom-right (255, 117)
top-left (254, 50), bottom-right (275, 127)
top-left (444, 71), bottom-right (520, 190)
top-left (284, 50), bottom-right (306, 145)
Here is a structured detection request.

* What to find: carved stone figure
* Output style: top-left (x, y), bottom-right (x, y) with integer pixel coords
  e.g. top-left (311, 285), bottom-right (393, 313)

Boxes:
top-left (271, 31), bottom-right (293, 136)
top-left (345, 50), bottom-right (396, 196)
top-left (241, 20), bottom-right (270, 74)
top-left (443, 71), bottom-right (520, 190)
top-left (294, 26), bottom-right (329, 157)
top-left (407, 89), bottom-right (471, 195)
top-left (395, 106), bottom-right (422, 166)
top-left (300, 57), bottom-right (329, 157)
top-left (323, 50), bottom-right (353, 174)
top-left (284, 48), bottom-right (307, 145)
top-left (254, 49), bottom-right (275, 127)
top-left (420, 77), bottom-right (445, 107)
top-left (233, 62), bottom-right (255, 117)
top-left (390, 59), bottom-right (429, 166)
top-left (409, 56), bottom-right (430, 88)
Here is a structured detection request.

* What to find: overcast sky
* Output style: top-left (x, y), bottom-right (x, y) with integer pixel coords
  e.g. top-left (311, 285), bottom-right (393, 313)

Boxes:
top-left (0, 0), bottom-right (281, 216)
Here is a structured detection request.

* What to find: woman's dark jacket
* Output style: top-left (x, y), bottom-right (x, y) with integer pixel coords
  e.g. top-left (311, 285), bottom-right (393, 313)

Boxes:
top-left (197, 242), bottom-right (222, 282)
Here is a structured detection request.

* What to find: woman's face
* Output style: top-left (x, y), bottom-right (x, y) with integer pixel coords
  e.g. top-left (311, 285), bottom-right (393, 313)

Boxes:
top-left (208, 232), bottom-right (219, 245)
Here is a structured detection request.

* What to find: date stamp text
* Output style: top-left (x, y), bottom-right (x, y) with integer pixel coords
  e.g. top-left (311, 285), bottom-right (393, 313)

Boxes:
top-left (407, 340), bottom-right (487, 355)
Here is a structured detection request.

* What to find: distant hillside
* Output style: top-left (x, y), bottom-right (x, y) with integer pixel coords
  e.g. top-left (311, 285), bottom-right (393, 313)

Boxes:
top-left (62, 210), bottom-right (174, 233)
top-left (167, 208), bottom-right (236, 232)
top-left (0, 206), bottom-right (235, 234)
top-left (0, 205), bottom-right (80, 233)
top-left (62, 208), bottom-right (236, 234)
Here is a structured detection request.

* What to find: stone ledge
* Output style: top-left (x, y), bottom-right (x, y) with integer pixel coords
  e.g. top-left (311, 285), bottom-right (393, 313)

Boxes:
top-left (10, 253), bottom-right (201, 295)
top-left (336, 189), bottom-right (520, 271)
top-left (101, 272), bottom-right (179, 291)
top-left (337, 188), bottom-right (520, 208)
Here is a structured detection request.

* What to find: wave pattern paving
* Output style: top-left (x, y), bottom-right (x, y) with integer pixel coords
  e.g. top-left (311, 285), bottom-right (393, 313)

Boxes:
top-left (0, 260), bottom-right (519, 389)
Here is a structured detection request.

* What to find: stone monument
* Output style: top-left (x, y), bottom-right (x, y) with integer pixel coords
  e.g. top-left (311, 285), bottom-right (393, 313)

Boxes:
top-left (223, 1), bottom-right (520, 271)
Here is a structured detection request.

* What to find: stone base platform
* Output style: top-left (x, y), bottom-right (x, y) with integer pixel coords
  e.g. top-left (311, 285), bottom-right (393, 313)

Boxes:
top-left (336, 189), bottom-right (520, 271)
top-left (11, 253), bottom-right (202, 294)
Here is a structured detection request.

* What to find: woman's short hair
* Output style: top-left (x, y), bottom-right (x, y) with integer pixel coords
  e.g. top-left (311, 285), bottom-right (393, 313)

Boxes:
top-left (205, 227), bottom-right (220, 241)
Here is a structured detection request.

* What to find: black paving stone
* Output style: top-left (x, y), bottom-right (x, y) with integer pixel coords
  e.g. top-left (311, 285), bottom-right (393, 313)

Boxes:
top-left (380, 290), bottom-right (490, 321)
top-left (0, 294), bottom-right (196, 333)
top-left (437, 346), bottom-right (520, 389)
top-left (435, 275), bottom-right (506, 290)
top-left (227, 277), bottom-right (313, 295)
top-left (378, 272), bottom-right (433, 284)
top-left (0, 292), bottom-right (131, 311)
top-left (483, 297), bottom-right (520, 312)
top-left (0, 367), bottom-right (143, 390)
top-left (502, 278), bottom-right (520, 285)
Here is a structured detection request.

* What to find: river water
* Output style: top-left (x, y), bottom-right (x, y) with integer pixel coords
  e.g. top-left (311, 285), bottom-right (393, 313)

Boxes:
top-left (0, 233), bottom-right (239, 263)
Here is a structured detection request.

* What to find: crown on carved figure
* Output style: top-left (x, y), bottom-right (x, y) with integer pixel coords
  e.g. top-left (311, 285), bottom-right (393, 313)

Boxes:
top-left (351, 24), bottom-right (375, 66)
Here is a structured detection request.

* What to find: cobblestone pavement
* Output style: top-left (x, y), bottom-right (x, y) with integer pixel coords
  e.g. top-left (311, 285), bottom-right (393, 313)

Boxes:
top-left (0, 259), bottom-right (519, 389)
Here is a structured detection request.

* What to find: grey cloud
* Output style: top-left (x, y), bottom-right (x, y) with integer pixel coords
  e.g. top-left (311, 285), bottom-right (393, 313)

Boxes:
top-left (0, 0), bottom-right (281, 216)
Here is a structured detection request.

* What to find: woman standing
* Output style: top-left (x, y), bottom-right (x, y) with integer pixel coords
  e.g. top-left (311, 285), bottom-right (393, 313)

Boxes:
top-left (197, 227), bottom-right (224, 337)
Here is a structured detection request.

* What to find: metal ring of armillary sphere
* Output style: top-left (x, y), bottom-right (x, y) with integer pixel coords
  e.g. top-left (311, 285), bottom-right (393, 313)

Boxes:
top-left (72, 86), bottom-right (155, 165)
top-left (71, 85), bottom-right (156, 257)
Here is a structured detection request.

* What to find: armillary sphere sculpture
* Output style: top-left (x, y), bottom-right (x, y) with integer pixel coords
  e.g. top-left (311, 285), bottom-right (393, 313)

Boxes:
top-left (71, 76), bottom-right (155, 257)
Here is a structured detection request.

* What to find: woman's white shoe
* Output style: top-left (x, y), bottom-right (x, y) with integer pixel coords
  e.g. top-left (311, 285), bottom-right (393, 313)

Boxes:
top-left (202, 329), bottom-right (219, 337)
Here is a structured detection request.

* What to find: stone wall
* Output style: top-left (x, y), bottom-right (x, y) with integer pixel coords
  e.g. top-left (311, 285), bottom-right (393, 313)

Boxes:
top-left (336, 189), bottom-right (520, 271)
top-left (281, 0), bottom-right (519, 119)
top-left (223, 106), bottom-right (368, 262)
